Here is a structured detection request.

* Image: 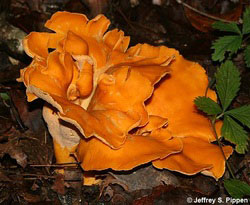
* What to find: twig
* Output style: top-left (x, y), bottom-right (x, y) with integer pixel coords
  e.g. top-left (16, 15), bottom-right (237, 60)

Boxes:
top-left (44, 131), bottom-right (47, 144)
top-left (116, 7), bottom-right (136, 30)
top-left (21, 177), bottom-right (50, 180)
top-left (210, 117), bottom-right (235, 179)
top-left (0, 115), bottom-right (9, 120)
top-left (0, 170), bottom-right (55, 178)
top-left (19, 135), bottom-right (40, 141)
top-left (29, 162), bottom-right (80, 168)
top-left (132, 21), bottom-right (166, 38)
top-left (0, 85), bottom-right (11, 91)
top-left (16, 173), bottom-right (56, 178)
top-left (117, 7), bottom-right (165, 39)
top-left (176, 0), bottom-right (238, 24)
top-left (2, 100), bottom-right (10, 108)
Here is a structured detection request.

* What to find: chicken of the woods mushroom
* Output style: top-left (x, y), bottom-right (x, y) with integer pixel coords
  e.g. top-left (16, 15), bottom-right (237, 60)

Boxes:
top-left (17, 11), bottom-right (233, 184)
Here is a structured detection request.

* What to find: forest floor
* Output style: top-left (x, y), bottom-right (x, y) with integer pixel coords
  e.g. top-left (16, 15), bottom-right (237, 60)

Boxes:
top-left (0, 0), bottom-right (249, 204)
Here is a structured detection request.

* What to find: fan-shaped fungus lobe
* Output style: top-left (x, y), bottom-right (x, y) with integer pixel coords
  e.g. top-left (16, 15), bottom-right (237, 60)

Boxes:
top-left (18, 11), bottom-right (233, 182)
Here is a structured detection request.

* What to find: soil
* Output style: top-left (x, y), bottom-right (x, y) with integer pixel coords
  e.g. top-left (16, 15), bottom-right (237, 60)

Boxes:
top-left (0, 0), bottom-right (249, 204)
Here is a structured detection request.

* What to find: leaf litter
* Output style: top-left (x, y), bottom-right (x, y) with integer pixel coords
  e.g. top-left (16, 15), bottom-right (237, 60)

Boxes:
top-left (0, 0), bottom-right (250, 204)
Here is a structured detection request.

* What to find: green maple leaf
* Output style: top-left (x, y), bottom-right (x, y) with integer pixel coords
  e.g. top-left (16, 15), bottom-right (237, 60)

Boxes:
top-left (224, 179), bottom-right (250, 198)
top-left (226, 105), bottom-right (250, 128)
top-left (212, 21), bottom-right (241, 34)
top-left (243, 7), bottom-right (250, 35)
top-left (222, 115), bottom-right (249, 154)
top-left (216, 61), bottom-right (241, 111)
top-left (244, 45), bottom-right (250, 67)
top-left (211, 35), bottom-right (242, 62)
top-left (194, 96), bottom-right (222, 115)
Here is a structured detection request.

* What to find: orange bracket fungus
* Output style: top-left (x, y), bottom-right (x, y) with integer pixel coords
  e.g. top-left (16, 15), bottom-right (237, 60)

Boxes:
top-left (18, 11), bottom-right (233, 183)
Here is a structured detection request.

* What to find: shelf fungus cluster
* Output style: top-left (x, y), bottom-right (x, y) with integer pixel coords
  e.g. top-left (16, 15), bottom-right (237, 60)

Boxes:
top-left (18, 11), bottom-right (233, 184)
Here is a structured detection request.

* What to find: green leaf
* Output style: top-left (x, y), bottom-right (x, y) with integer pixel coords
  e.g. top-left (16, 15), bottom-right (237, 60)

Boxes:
top-left (224, 179), bottom-right (250, 198)
top-left (211, 35), bottom-right (242, 62)
top-left (194, 96), bottom-right (222, 115)
top-left (0, 93), bottom-right (10, 101)
top-left (216, 61), bottom-right (241, 111)
top-left (243, 7), bottom-right (250, 35)
top-left (226, 105), bottom-right (250, 128)
top-left (244, 45), bottom-right (250, 67)
top-left (212, 21), bottom-right (241, 34)
top-left (222, 115), bottom-right (249, 154)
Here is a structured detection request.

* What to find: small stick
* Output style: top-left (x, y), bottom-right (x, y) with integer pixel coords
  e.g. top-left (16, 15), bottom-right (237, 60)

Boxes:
top-left (29, 162), bottom-right (79, 168)
top-left (176, 0), bottom-right (238, 23)
top-left (44, 131), bottom-right (47, 144)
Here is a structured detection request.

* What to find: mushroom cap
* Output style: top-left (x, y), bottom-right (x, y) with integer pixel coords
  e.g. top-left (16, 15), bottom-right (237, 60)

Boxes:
top-left (19, 51), bottom-right (78, 102)
top-left (146, 48), bottom-right (222, 142)
top-left (19, 11), bottom-right (174, 149)
top-left (153, 137), bottom-right (233, 179)
top-left (145, 48), bottom-right (231, 178)
top-left (77, 127), bottom-right (182, 171)
top-left (34, 59), bottom-right (172, 149)
top-left (18, 11), bottom-right (233, 179)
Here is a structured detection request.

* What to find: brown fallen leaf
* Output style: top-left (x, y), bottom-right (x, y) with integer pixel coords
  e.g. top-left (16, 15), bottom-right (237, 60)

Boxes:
top-left (99, 165), bottom-right (180, 202)
top-left (10, 89), bottom-right (45, 133)
top-left (103, 185), bottom-right (114, 201)
top-left (7, 145), bottom-right (27, 168)
top-left (0, 140), bottom-right (27, 168)
top-left (108, 165), bottom-right (180, 192)
top-left (132, 185), bottom-right (205, 205)
top-left (19, 191), bottom-right (41, 203)
top-left (183, 0), bottom-right (242, 32)
top-left (52, 174), bottom-right (65, 195)
top-left (0, 171), bottom-right (11, 182)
